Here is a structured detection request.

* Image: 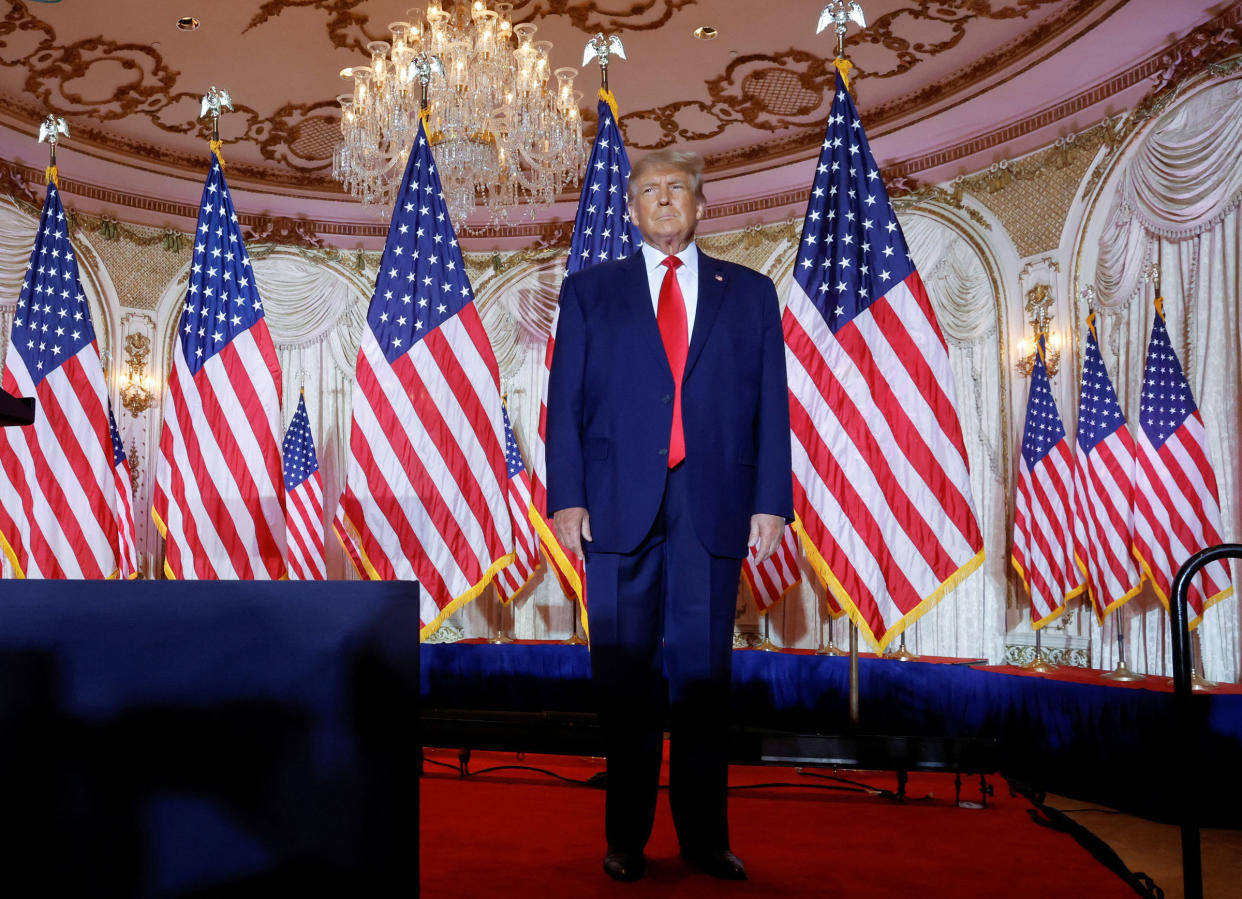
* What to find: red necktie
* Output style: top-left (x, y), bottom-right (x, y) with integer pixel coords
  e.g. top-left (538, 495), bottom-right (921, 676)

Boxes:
top-left (657, 256), bottom-right (687, 468)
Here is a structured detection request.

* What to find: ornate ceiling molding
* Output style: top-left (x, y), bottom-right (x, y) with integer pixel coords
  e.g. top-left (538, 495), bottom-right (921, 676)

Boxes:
top-left (510, 0), bottom-right (701, 34)
top-left (0, 0), bottom-right (1105, 188)
top-left (0, 160), bottom-right (37, 206)
top-left (243, 215), bottom-right (328, 249)
top-left (884, 7), bottom-right (1242, 187)
top-left (0, 0), bottom-right (704, 186)
top-left (618, 0), bottom-right (1087, 151)
top-left (0, 0), bottom-right (1233, 241)
top-left (0, 1), bottom-right (343, 184)
top-left (243, 0), bottom-right (701, 52)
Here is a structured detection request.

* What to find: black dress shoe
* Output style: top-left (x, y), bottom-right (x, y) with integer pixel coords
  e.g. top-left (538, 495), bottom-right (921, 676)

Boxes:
top-left (603, 849), bottom-right (646, 882)
top-left (681, 848), bottom-right (747, 880)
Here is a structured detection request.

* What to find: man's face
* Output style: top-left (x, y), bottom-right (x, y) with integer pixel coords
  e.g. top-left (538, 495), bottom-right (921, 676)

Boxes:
top-left (629, 164), bottom-right (704, 254)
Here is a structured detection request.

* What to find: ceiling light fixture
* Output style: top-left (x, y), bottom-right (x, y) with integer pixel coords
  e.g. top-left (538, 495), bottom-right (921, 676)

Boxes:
top-left (333, 0), bottom-right (585, 225)
top-left (693, 26), bottom-right (718, 40)
top-left (176, 17), bottom-right (200, 32)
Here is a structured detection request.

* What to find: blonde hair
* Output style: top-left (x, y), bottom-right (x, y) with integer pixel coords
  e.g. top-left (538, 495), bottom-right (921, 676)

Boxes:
top-left (627, 149), bottom-right (706, 205)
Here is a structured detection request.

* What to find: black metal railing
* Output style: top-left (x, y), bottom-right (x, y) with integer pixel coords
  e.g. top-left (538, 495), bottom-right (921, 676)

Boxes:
top-left (1168, 542), bottom-right (1242, 899)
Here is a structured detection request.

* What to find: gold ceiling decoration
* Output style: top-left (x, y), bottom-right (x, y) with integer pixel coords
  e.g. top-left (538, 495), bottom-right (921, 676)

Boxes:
top-left (617, 0), bottom-right (1080, 151)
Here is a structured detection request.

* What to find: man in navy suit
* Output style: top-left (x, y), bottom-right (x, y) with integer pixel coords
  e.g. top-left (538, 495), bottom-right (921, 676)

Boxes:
top-left (546, 148), bottom-right (793, 883)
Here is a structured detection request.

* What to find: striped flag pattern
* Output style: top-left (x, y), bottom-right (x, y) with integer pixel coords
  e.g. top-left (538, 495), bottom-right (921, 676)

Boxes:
top-left (530, 92), bottom-right (640, 625)
top-left (1071, 314), bottom-right (1140, 622)
top-left (151, 153), bottom-right (286, 579)
top-left (282, 391), bottom-right (326, 580)
top-left (495, 401), bottom-right (540, 603)
top-left (0, 181), bottom-right (129, 578)
top-left (741, 524), bottom-right (803, 613)
top-left (783, 72), bottom-right (984, 651)
top-left (108, 407), bottom-right (139, 579)
top-left (1131, 298), bottom-right (1232, 625)
top-left (333, 116), bottom-right (513, 637)
top-left (1012, 337), bottom-right (1080, 628)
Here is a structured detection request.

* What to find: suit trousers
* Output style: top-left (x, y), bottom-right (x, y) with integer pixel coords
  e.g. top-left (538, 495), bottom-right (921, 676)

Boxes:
top-left (584, 464), bottom-right (744, 854)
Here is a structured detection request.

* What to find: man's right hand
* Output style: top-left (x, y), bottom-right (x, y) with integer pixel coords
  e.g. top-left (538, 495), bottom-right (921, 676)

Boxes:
top-left (552, 506), bottom-right (592, 558)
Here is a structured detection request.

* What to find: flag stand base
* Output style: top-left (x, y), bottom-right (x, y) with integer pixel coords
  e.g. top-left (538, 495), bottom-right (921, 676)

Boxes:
top-left (562, 602), bottom-right (588, 645)
top-left (817, 614), bottom-right (847, 655)
top-left (1100, 660), bottom-right (1144, 682)
top-left (755, 614), bottom-right (779, 651)
top-left (491, 598), bottom-right (514, 644)
top-left (1022, 628), bottom-right (1057, 672)
top-left (884, 634), bottom-right (919, 662)
top-left (1190, 633), bottom-right (1217, 690)
top-left (1020, 653), bottom-right (1059, 673)
top-left (816, 643), bottom-right (847, 655)
top-left (1191, 668), bottom-right (1218, 691)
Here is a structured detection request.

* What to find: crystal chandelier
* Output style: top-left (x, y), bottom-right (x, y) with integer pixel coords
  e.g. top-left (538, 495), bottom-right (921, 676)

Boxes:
top-left (333, 1), bottom-right (585, 226)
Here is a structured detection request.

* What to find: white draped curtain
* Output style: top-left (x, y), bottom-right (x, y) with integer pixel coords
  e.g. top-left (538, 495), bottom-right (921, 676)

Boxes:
top-left (1089, 77), bottom-right (1242, 682)
top-left (900, 213), bottom-right (1011, 662)
top-left (252, 251), bottom-right (372, 580)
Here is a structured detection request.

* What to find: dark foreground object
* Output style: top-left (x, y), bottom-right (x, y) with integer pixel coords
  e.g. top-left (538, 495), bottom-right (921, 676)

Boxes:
top-left (0, 579), bottom-right (420, 897)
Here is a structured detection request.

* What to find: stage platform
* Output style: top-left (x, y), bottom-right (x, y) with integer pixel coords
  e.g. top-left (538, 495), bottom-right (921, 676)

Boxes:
top-left (421, 642), bottom-right (1242, 825)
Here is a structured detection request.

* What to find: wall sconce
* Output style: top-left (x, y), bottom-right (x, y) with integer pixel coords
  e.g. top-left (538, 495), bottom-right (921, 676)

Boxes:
top-left (119, 333), bottom-right (156, 416)
top-left (1015, 282), bottom-right (1060, 378)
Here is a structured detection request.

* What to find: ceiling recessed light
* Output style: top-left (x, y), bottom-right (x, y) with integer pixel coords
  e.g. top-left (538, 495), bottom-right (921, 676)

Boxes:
top-left (693, 26), bottom-right (718, 40)
top-left (176, 16), bottom-right (200, 32)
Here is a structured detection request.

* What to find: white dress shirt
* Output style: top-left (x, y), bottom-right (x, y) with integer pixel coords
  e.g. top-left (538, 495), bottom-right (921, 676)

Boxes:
top-left (641, 241), bottom-right (699, 336)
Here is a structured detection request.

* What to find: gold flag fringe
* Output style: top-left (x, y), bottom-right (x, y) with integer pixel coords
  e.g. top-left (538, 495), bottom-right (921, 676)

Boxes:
top-left (833, 57), bottom-right (855, 91)
top-left (598, 88), bottom-right (619, 121)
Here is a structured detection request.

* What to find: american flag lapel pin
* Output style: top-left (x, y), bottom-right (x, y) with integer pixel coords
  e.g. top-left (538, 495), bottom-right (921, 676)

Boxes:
top-left (715, 273), bottom-right (724, 281)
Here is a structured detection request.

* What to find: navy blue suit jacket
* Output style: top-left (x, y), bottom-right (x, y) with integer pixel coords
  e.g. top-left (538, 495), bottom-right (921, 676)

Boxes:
top-left (546, 250), bottom-right (793, 558)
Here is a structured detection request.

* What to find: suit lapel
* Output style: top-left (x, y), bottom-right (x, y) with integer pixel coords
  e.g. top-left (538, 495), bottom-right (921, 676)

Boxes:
top-left (621, 253), bottom-right (670, 376)
top-left (685, 250), bottom-right (725, 378)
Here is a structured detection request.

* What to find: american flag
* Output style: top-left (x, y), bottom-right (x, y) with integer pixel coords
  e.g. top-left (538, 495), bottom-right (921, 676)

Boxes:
top-left (494, 400), bottom-right (540, 603)
top-left (741, 524), bottom-right (803, 613)
top-left (282, 390), bottom-right (325, 580)
top-left (0, 181), bottom-right (130, 578)
top-left (1071, 314), bottom-right (1140, 622)
top-left (151, 153), bottom-right (286, 579)
top-left (783, 72), bottom-right (984, 651)
top-left (108, 406), bottom-right (139, 579)
top-left (1132, 298), bottom-right (1232, 625)
top-left (333, 116), bottom-right (513, 638)
top-left (1012, 337), bottom-right (1080, 628)
top-left (530, 92), bottom-right (640, 623)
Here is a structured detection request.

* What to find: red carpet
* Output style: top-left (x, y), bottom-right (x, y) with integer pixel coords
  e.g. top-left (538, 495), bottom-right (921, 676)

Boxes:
top-left (420, 750), bottom-right (1137, 897)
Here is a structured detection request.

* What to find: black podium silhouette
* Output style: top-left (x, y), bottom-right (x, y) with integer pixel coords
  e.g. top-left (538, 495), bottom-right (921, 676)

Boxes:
top-left (0, 386), bottom-right (34, 427)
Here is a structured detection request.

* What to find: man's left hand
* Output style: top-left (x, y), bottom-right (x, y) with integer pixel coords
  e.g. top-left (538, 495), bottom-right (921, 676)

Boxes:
top-left (748, 513), bottom-right (784, 564)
